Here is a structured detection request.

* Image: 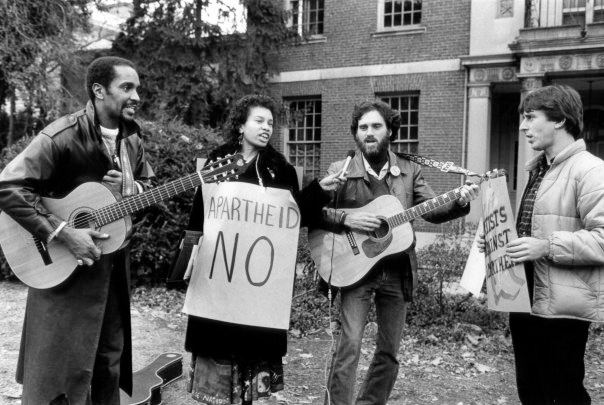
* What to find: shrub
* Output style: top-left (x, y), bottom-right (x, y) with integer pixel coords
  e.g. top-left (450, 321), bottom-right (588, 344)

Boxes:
top-left (129, 119), bottom-right (223, 285)
top-left (290, 229), bottom-right (341, 336)
top-left (409, 220), bottom-right (507, 336)
top-left (0, 135), bottom-right (34, 281)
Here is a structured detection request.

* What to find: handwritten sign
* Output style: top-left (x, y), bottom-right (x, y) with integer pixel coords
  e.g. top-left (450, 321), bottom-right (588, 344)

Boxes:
top-left (183, 182), bottom-right (300, 329)
top-left (481, 176), bottom-right (530, 312)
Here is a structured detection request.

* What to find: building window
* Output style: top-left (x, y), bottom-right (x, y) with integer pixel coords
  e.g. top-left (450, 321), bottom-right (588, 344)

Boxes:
top-left (286, 98), bottom-right (322, 182)
top-left (378, 0), bottom-right (422, 30)
top-left (529, 0), bottom-right (604, 27)
top-left (290, 0), bottom-right (324, 36)
top-left (563, 0), bottom-right (588, 25)
top-left (380, 93), bottom-right (419, 154)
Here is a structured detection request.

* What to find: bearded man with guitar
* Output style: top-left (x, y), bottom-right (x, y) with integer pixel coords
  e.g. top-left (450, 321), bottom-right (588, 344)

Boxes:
top-left (314, 100), bottom-right (479, 405)
top-left (0, 56), bottom-right (155, 404)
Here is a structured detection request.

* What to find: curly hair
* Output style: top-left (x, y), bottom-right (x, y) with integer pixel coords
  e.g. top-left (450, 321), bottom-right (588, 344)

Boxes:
top-left (85, 56), bottom-right (135, 102)
top-left (350, 99), bottom-right (401, 140)
top-left (519, 84), bottom-right (584, 139)
top-left (223, 94), bottom-right (279, 149)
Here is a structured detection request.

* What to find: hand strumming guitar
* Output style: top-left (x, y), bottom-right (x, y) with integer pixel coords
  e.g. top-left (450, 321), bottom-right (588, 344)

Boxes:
top-left (57, 227), bottom-right (109, 266)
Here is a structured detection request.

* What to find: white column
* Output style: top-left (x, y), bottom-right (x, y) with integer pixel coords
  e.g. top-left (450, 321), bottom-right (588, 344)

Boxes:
top-left (466, 84), bottom-right (491, 223)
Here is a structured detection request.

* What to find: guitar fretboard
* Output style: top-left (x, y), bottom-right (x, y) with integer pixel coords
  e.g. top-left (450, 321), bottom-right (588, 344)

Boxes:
top-left (388, 189), bottom-right (462, 228)
top-left (93, 170), bottom-right (227, 227)
top-left (387, 173), bottom-right (490, 229)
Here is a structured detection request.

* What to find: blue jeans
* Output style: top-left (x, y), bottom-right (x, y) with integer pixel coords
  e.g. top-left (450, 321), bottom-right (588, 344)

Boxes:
top-left (326, 264), bottom-right (408, 405)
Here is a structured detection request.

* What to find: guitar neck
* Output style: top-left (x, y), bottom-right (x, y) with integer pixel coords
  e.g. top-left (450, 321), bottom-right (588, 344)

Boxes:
top-left (94, 172), bottom-right (203, 227)
top-left (390, 187), bottom-right (465, 227)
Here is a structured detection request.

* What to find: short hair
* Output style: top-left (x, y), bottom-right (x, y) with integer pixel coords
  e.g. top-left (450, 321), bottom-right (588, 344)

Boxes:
top-left (86, 56), bottom-right (135, 102)
top-left (350, 100), bottom-right (401, 140)
top-left (518, 84), bottom-right (584, 139)
top-left (223, 94), bottom-right (278, 148)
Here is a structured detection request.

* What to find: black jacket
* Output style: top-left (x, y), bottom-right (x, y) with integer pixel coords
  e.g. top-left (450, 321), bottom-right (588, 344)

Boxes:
top-left (184, 143), bottom-right (328, 361)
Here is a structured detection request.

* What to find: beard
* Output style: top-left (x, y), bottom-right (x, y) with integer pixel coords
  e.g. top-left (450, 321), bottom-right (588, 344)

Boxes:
top-left (355, 135), bottom-right (390, 161)
top-left (120, 101), bottom-right (138, 122)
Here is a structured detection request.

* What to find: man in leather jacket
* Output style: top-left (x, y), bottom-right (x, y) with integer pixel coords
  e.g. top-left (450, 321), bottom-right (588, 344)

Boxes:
top-left (0, 56), bottom-right (154, 404)
top-left (318, 100), bottom-right (479, 405)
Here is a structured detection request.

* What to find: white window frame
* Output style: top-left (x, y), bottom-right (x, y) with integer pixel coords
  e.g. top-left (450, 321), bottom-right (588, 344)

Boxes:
top-left (285, 0), bottom-right (325, 39)
top-left (285, 97), bottom-right (322, 183)
top-left (379, 93), bottom-right (420, 154)
top-left (376, 0), bottom-right (424, 33)
top-left (537, 0), bottom-right (603, 27)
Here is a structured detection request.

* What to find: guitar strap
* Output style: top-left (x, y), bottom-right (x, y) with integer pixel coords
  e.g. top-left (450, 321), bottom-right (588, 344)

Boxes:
top-left (397, 152), bottom-right (480, 177)
top-left (118, 138), bottom-right (136, 197)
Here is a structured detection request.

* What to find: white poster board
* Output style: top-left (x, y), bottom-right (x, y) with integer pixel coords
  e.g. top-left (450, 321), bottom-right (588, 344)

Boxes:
top-left (481, 176), bottom-right (531, 312)
top-left (460, 218), bottom-right (486, 297)
top-left (183, 182), bottom-right (300, 329)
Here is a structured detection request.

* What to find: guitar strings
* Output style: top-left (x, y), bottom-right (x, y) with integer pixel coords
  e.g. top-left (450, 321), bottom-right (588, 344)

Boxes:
top-left (66, 162), bottom-right (234, 229)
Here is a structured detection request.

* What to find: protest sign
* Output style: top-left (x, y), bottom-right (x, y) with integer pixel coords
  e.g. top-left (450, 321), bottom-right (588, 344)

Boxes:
top-left (183, 182), bottom-right (300, 329)
top-left (481, 176), bottom-right (531, 312)
top-left (460, 219), bottom-right (486, 296)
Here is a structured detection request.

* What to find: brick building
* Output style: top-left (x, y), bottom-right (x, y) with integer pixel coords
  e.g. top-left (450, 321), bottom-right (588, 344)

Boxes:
top-left (269, 0), bottom-right (604, 228)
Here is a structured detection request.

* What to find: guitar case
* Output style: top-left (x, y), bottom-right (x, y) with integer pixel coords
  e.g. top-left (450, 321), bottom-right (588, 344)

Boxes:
top-left (120, 352), bottom-right (183, 405)
top-left (166, 230), bottom-right (203, 288)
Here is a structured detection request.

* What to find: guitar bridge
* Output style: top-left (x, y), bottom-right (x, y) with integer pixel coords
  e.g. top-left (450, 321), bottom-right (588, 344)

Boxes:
top-left (345, 231), bottom-right (360, 255)
top-left (34, 236), bottom-right (53, 265)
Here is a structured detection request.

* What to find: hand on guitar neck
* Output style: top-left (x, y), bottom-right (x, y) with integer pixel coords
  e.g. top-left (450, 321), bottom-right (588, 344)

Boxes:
top-left (57, 226), bottom-right (108, 267)
top-left (343, 180), bottom-right (480, 233)
top-left (102, 169), bottom-right (123, 195)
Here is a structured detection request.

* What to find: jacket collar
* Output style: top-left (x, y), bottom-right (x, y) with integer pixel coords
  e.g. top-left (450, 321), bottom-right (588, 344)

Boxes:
top-left (347, 149), bottom-right (409, 180)
top-left (525, 139), bottom-right (586, 172)
top-left (85, 100), bottom-right (141, 139)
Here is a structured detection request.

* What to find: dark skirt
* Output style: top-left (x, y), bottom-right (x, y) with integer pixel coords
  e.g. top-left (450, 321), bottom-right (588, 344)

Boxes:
top-left (185, 316), bottom-right (287, 362)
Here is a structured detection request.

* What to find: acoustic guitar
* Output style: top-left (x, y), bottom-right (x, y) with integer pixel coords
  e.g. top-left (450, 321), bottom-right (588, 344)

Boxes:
top-left (0, 154), bottom-right (245, 289)
top-left (120, 352), bottom-right (183, 405)
top-left (309, 172), bottom-right (501, 288)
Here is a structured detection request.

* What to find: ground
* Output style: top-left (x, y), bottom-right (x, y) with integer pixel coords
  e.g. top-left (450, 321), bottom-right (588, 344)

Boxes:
top-left (1, 281), bottom-right (603, 405)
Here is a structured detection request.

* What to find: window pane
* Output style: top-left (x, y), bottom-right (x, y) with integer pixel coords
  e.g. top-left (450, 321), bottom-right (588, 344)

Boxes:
top-left (410, 95), bottom-right (418, 109)
top-left (385, 1), bottom-right (393, 13)
top-left (410, 111), bottom-right (418, 124)
top-left (562, 12), bottom-right (585, 25)
top-left (385, 15), bottom-right (392, 27)
top-left (394, 0), bottom-right (402, 13)
top-left (410, 126), bottom-right (418, 140)
top-left (413, 12), bottom-right (421, 24)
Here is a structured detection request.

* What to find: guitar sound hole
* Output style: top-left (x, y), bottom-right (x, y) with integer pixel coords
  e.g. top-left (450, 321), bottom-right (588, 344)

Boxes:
top-left (73, 211), bottom-right (94, 229)
top-left (370, 218), bottom-right (389, 239)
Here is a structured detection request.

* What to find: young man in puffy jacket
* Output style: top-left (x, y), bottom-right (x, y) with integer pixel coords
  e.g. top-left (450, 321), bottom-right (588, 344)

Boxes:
top-left (479, 84), bottom-right (604, 404)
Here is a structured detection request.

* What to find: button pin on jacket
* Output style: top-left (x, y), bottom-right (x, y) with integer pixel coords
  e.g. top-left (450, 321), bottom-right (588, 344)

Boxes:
top-left (390, 166), bottom-right (401, 176)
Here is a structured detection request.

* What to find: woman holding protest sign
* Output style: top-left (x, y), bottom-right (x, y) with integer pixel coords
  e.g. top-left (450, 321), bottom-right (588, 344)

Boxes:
top-left (182, 94), bottom-right (339, 404)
